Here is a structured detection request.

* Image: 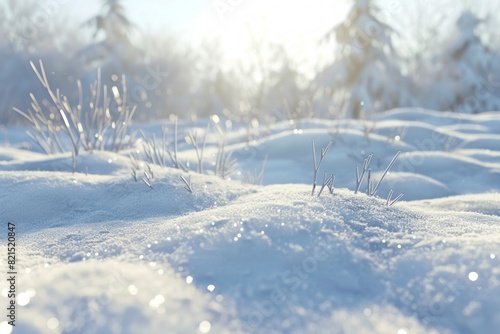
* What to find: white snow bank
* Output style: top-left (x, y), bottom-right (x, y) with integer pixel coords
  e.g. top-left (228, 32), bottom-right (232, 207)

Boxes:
top-left (2, 108), bottom-right (500, 334)
top-left (5, 182), bottom-right (500, 333)
top-left (14, 259), bottom-right (240, 334)
top-left (412, 193), bottom-right (500, 216)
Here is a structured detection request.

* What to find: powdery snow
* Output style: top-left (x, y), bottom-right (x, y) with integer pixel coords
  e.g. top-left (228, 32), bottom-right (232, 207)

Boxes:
top-left (1, 108), bottom-right (499, 334)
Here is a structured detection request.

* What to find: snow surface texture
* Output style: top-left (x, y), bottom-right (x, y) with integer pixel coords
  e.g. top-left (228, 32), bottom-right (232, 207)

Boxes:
top-left (0, 109), bottom-right (499, 334)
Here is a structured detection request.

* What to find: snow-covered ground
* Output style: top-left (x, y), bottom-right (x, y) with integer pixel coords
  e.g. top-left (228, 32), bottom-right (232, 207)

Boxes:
top-left (1, 108), bottom-right (499, 334)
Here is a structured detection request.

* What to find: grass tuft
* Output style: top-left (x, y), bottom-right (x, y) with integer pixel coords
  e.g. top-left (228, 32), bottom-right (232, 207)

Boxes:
top-left (311, 139), bottom-right (333, 196)
top-left (15, 60), bottom-right (137, 158)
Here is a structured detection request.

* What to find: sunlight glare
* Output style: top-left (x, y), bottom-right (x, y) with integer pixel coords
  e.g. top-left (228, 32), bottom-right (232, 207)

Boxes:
top-left (192, 0), bottom-right (349, 63)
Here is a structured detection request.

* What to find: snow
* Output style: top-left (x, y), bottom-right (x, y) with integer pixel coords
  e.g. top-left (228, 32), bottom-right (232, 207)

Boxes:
top-left (320, 0), bottom-right (414, 118)
top-left (1, 108), bottom-right (500, 333)
top-left (420, 10), bottom-right (500, 113)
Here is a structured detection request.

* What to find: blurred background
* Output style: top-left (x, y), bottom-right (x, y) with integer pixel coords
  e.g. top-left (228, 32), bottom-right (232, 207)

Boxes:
top-left (1, 0), bottom-right (500, 124)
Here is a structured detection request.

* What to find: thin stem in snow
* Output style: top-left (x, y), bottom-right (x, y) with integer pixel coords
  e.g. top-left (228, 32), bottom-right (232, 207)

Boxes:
top-left (317, 172), bottom-right (335, 197)
top-left (311, 140), bottom-right (333, 196)
top-left (366, 168), bottom-right (374, 195)
top-left (180, 175), bottom-right (194, 193)
top-left (328, 175), bottom-right (335, 194)
top-left (147, 164), bottom-right (154, 179)
top-left (142, 171), bottom-right (153, 189)
top-left (355, 154), bottom-right (372, 194)
top-left (370, 151), bottom-right (401, 197)
top-left (386, 189), bottom-right (394, 206)
top-left (187, 123), bottom-right (209, 174)
top-left (386, 189), bottom-right (404, 206)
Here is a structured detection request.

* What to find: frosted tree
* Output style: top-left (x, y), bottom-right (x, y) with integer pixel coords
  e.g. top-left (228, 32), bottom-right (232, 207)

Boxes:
top-left (80, 0), bottom-right (140, 71)
top-left (423, 11), bottom-right (500, 113)
top-left (320, 0), bottom-right (414, 118)
top-left (0, 0), bottom-right (82, 123)
top-left (78, 0), bottom-right (159, 119)
top-left (264, 48), bottom-right (315, 121)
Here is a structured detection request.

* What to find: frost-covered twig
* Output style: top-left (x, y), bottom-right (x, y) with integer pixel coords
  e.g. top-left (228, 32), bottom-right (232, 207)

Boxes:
top-left (60, 109), bottom-right (80, 156)
top-left (327, 175), bottom-right (335, 194)
top-left (142, 129), bottom-right (166, 167)
top-left (142, 122), bottom-right (188, 172)
top-left (187, 124), bottom-right (209, 174)
top-left (213, 120), bottom-right (236, 179)
top-left (142, 118), bottom-right (235, 179)
top-left (317, 172), bottom-right (335, 197)
top-left (147, 163), bottom-right (154, 179)
top-left (215, 141), bottom-right (236, 178)
top-left (354, 151), bottom-right (403, 200)
top-left (369, 151), bottom-right (400, 196)
top-left (311, 140), bottom-right (333, 196)
top-left (366, 168), bottom-right (375, 195)
top-left (386, 189), bottom-right (404, 206)
top-left (355, 154), bottom-right (372, 194)
top-left (142, 171), bottom-right (153, 189)
top-left (129, 154), bottom-right (140, 182)
top-left (180, 175), bottom-right (193, 193)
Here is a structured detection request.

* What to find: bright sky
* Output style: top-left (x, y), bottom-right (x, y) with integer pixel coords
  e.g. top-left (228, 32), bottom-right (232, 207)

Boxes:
top-left (63, 0), bottom-right (497, 67)
top-left (68, 0), bottom-right (350, 54)
top-left (75, 0), bottom-right (349, 35)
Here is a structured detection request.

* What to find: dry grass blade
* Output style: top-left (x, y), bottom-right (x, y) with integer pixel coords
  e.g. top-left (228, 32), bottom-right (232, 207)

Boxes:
top-left (311, 140), bottom-right (333, 196)
top-left (16, 60), bottom-right (136, 157)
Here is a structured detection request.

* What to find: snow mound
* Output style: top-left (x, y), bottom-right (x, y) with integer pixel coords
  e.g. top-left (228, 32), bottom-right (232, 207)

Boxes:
top-left (15, 259), bottom-right (240, 334)
top-left (412, 193), bottom-right (500, 216)
top-left (9, 182), bottom-right (500, 334)
top-left (2, 108), bottom-right (500, 333)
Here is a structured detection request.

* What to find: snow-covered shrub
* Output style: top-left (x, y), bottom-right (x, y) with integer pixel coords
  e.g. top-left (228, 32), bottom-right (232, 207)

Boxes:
top-left (15, 60), bottom-right (136, 155)
top-left (421, 10), bottom-right (500, 113)
top-left (0, 1), bottom-right (84, 123)
top-left (78, 1), bottom-right (204, 121)
top-left (319, 0), bottom-right (414, 119)
top-left (0, 0), bottom-right (82, 55)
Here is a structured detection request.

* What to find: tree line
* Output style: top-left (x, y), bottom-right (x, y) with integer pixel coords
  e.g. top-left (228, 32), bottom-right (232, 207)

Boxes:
top-left (1, 0), bottom-right (499, 124)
